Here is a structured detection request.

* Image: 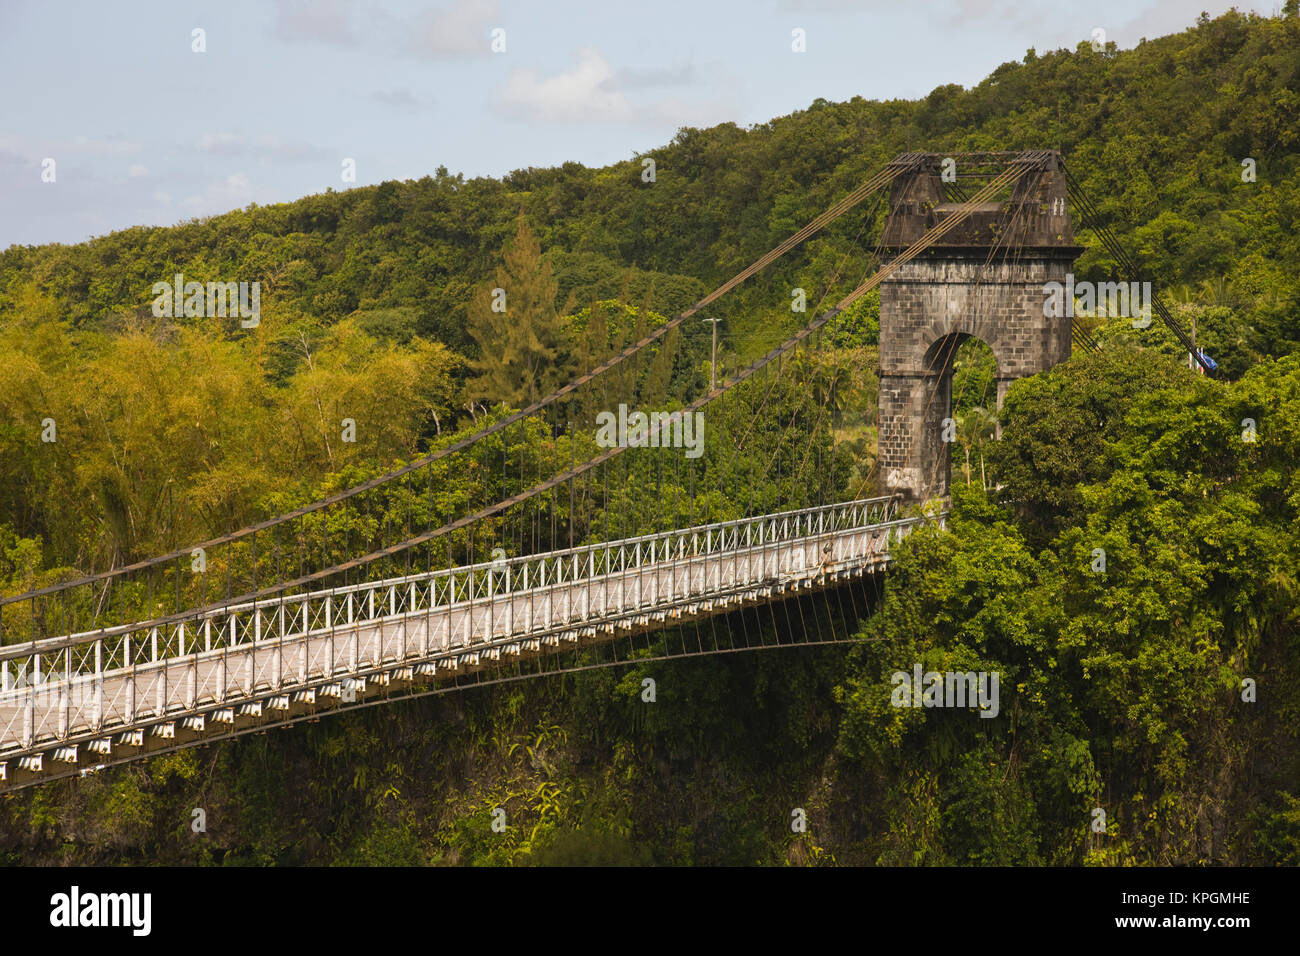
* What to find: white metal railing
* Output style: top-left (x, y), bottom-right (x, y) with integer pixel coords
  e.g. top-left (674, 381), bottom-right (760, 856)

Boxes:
top-left (0, 498), bottom-right (942, 751)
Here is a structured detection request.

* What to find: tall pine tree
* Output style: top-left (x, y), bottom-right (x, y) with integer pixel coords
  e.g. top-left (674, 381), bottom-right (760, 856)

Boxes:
top-left (464, 215), bottom-right (573, 408)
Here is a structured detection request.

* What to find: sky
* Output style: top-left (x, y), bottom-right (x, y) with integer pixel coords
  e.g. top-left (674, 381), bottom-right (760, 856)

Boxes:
top-left (0, 0), bottom-right (1282, 250)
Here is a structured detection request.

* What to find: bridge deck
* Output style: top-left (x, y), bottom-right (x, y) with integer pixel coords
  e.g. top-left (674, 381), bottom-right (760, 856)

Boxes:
top-left (0, 499), bottom-right (935, 790)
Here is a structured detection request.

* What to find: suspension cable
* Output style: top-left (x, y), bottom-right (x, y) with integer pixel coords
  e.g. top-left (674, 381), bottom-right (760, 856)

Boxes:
top-left (20, 170), bottom-right (1019, 647)
top-left (3, 164), bottom-right (912, 609)
top-left (1062, 163), bottom-right (1211, 372)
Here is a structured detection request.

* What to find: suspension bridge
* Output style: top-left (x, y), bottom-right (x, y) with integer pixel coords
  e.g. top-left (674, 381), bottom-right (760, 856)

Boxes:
top-left (0, 150), bottom-right (1197, 791)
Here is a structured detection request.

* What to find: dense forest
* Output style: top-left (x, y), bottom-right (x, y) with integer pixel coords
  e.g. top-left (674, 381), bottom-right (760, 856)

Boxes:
top-left (2, 8), bottom-right (1299, 865)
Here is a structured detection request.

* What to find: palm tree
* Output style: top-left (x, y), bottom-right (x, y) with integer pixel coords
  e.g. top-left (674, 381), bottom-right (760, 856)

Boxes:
top-left (1197, 276), bottom-right (1237, 308)
top-left (955, 406), bottom-right (998, 488)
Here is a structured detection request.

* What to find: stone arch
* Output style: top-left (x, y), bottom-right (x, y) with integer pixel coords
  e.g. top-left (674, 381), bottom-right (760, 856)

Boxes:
top-left (875, 150), bottom-right (1083, 501)
top-left (918, 331), bottom-right (1002, 496)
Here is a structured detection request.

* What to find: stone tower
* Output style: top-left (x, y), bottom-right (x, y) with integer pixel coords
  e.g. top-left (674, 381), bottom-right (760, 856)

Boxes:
top-left (876, 151), bottom-right (1084, 501)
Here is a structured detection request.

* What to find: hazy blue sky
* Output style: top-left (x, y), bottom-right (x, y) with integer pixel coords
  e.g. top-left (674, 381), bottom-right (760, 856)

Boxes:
top-left (0, 0), bottom-right (1279, 249)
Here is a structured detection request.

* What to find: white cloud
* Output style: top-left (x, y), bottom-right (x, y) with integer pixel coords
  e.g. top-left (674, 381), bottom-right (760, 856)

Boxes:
top-left (405, 0), bottom-right (499, 57)
top-left (181, 173), bottom-right (254, 212)
top-left (497, 48), bottom-right (635, 122)
top-left (272, 0), bottom-right (496, 58)
top-left (496, 48), bottom-right (744, 128)
top-left (273, 0), bottom-right (359, 47)
top-left (127, 164), bottom-right (149, 178)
